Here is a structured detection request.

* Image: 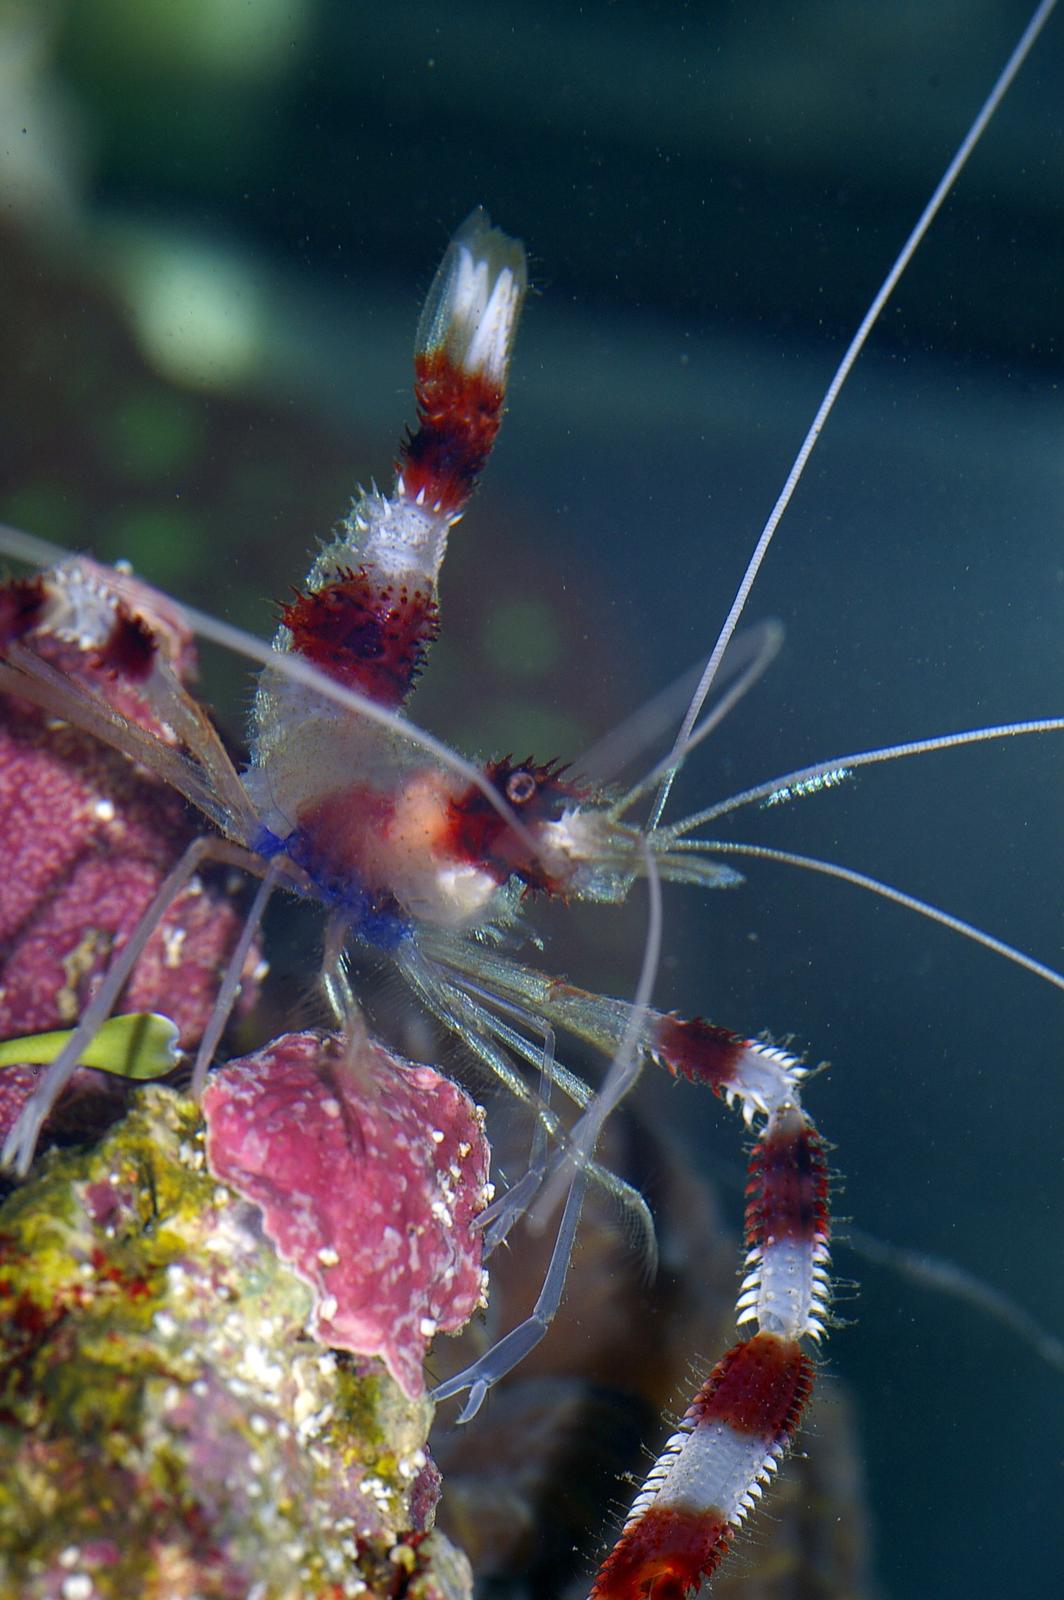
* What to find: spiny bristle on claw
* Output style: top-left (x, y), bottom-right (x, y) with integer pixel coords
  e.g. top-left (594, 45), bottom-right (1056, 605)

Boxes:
top-left (741, 1105), bottom-right (831, 1340)
top-left (0, 563), bottom-right (164, 691)
top-left (651, 1015), bottom-right (806, 1121)
top-left (278, 565), bottom-right (440, 709)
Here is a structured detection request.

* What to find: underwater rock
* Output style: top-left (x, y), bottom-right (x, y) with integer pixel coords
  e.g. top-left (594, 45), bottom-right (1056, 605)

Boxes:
top-left (0, 1076), bottom-right (482, 1599)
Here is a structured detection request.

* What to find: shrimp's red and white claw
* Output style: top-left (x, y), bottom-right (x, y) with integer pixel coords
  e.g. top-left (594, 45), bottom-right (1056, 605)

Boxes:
top-left (402, 206), bottom-right (527, 516)
top-left (256, 208), bottom-right (525, 723)
top-left (0, 557), bottom-right (189, 713)
top-left (590, 1334), bottom-right (814, 1600)
top-left (739, 1103), bottom-right (831, 1340)
top-left (650, 1014), bottom-right (807, 1123)
top-left (589, 1053), bottom-right (828, 1600)
top-left (244, 212), bottom-right (534, 930)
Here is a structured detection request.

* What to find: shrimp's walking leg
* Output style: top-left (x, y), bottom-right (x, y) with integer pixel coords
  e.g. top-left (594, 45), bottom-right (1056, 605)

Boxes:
top-left (416, 948), bottom-right (661, 1419)
top-left (188, 856), bottom-right (282, 1098)
top-left (431, 862), bottom-right (662, 1418)
top-left (409, 949), bottom-right (656, 1246)
top-left (476, 1011), bottom-right (561, 1251)
top-left (433, 1164), bottom-right (589, 1423)
top-left (1, 835), bottom-right (260, 1175)
top-left (398, 946), bottom-right (573, 1149)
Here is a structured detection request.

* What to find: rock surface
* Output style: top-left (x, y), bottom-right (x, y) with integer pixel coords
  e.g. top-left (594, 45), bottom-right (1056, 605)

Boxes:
top-left (0, 1071), bottom-right (484, 1600)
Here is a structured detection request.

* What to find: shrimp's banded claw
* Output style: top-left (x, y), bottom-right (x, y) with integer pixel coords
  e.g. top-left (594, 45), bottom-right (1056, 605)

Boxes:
top-left (589, 1332), bottom-right (814, 1600)
top-left (406, 206), bottom-right (528, 516)
top-left (650, 1015), bottom-right (808, 1124)
top-left (260, 214), bottom-right (526, 728)
top-left (246, 214), bottom-right (533, 924)
top-left (0, 560), bottom-right (186, 685)
top-left (582, 1021), bottom-right (828, 1600)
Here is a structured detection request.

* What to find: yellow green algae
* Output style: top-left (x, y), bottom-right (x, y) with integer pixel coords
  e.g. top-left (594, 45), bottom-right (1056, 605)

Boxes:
top-left (0, 1087), bottom-right (471, 1600)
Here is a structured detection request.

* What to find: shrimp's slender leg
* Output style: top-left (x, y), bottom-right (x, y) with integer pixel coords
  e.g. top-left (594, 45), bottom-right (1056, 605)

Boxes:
top-left (432, 1165), bottom-right (589, 1422)
top-left (320, 912), bottom-right (360, 1033)
top-left (398, 944), bottom-right (573, 1148)
top-left (410, 945), bottom-right (660, 1419)
top-left (406, 948), bottom-right (655, 1248)
top-left (434, 846), bottom-right (662, 1251)
top-left (188, 856), bottom-right (283, 1098)
top-left (430, 853), bottom-right (662, 1418)
top-left (521, 1019), bottom-right (557, 1174)
top-left (474, 1011), bottom-right (573, 1259)
top-left (451, 995), bottom-right (655, 1261)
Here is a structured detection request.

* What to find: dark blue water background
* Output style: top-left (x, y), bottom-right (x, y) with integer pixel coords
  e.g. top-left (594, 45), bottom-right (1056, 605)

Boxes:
top-left (1, 4), bottom-right (1061, 1596)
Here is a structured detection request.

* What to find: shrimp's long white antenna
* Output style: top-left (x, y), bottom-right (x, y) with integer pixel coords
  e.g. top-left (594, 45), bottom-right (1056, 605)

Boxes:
top-left (842, 1227), bottom-right (1064, 1374)
top-left (671, 838), bottom-right (1064, 993)
top-left (604, 621), bottom-right (784, 815)
top-left (665, 718), bottom-right (1064, 836)
top-left (647, 0), bottom-right (1060, 832)
top-left (0, 522), bottom-right (539, 862)
top-left (534, 841), bottom-right (664, 1222)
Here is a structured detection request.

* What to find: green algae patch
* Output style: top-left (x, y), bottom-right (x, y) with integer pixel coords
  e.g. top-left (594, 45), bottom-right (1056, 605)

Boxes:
top-left (0, 1087), bottom-right (470, 1600)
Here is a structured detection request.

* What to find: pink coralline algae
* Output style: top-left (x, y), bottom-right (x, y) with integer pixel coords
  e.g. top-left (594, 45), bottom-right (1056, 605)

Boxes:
top-left (0, 720), bottom-right (249, 1040)
top-left (0, 565), bottom-right (260, 1141)
top-left (203, 1030), bottom-right (492, 1399)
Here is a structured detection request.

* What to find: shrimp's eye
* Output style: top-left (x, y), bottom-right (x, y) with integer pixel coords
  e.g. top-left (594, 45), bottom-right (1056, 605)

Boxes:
top-left (444, 755), bottom-right (583, 894)
top-left (506, 770), bottom-right (538, 805)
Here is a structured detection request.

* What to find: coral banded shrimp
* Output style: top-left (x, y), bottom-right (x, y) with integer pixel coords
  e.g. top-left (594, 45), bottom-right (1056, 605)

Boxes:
top-left (1, 4), bottom-right (1063, 1598)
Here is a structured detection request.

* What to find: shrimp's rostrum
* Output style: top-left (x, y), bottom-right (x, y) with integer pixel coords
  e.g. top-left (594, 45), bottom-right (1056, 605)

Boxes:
top-left (1, 4), bottom-right (1063, 1598)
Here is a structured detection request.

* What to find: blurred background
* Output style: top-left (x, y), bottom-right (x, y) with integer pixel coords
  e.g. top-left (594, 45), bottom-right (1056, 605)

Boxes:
top-left (0, 2), bottom-right (1061, 1597)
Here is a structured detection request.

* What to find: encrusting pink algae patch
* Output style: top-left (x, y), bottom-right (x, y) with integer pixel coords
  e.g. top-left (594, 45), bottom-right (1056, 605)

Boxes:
top-left (0, 567), bottom-right (253, 1044)
top-left (202, 1029), bottom-right (491, 1398)
top-left (0, 565), bottom-right (260, 1151)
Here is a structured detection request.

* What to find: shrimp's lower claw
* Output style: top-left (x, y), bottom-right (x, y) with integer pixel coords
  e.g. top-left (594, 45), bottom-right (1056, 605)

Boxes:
top-left (431, 1312), bottom-right (553, 1419)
